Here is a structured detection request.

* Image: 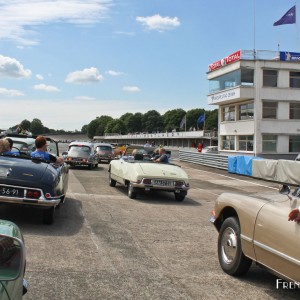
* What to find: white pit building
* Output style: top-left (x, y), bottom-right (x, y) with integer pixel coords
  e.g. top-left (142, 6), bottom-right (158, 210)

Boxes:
top-left (207, 49), bottom-right (300, 159)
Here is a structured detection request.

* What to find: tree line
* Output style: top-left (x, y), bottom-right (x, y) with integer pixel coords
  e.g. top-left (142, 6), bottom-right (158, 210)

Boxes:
top-left (13, 108), bottom-right (218, 139)
top-left (84, 108), bottom-right (218, 139)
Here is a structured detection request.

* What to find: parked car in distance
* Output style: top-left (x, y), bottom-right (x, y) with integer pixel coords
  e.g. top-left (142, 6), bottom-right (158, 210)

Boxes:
top-left (210, 185), bottom-right (300, 282)
top-left (95, 143), bottom-right (114, 163)
top-left (0, 135), bottom-right (69, 225)
top-left (109, 146), bottom-right (189, 201)
top-left (0, 219), bottom-right (28, 300)
top-left (65, 141), bottom-right (98, 169)
top-left (202, 146), bottom-right (218, 153)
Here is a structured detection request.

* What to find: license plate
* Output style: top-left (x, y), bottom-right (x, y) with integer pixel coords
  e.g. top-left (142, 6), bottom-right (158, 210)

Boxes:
top-left (152, 180), bottom-right (173, 186)
top-left (0, 186), bottom-right (24, 198)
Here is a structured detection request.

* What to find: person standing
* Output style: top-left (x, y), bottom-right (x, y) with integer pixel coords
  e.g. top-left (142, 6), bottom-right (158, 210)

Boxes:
top-left (197, 143), bottom-right (203, 153)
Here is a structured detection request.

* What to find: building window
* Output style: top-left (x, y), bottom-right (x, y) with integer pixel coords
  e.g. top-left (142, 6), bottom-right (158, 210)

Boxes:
top-left (262, 101), bottom-right (277, 119)
top-left (290, 72), bottom-right (300, 88)
top-left (289, 136), bottom-right (300, 152)
top-left (241, 69), bottom-right (254, 86)
top-left (263, 70), bottom-right (277, 87)
top-left (239, 102), bottom-right (254, 120)
top-left (222, 106), bottom-right (235, 121)
top-left (238, 135), bottom-right (254, 151)
top-left (221, 135), bottom-right (235, 150)
top-left (262, 134), bottom-right (277, 152)
top-left (209, 68), bottom-right (254, 94)
top-left (290, 103), bottom-right (300, 119)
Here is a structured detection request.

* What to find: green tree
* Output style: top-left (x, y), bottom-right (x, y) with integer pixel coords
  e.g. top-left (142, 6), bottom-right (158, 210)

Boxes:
top-left (87, 115), bottom-right (113, 139)
top-left (20, 119), bottom-right (31, 131)
top-left (30, 118), bottom-right (44, 134)
top-left (163, 108), bottom-right (186, 131)
top-left (127, 113), bottom-right (143, 133)
top-left (81, 125), bottom-right (88, 134)
top-left (142, 110), bottom-right (163, 132)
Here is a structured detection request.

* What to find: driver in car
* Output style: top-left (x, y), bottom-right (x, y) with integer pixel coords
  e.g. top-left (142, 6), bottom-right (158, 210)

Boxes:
top-left (31, 136), bottom-right (63, 164)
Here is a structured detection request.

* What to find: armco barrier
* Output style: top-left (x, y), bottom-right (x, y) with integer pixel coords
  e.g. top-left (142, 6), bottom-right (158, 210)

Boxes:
top-left (179, 150), bottom-right (228, 170)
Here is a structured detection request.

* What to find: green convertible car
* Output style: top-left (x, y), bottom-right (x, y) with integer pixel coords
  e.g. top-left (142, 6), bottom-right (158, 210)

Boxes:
top-left (0, 219), bottom-right (27, 299)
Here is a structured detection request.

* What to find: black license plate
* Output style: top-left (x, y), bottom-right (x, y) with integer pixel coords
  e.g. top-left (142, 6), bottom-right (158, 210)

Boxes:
top-left (0, 186), bottom-right (24, 198)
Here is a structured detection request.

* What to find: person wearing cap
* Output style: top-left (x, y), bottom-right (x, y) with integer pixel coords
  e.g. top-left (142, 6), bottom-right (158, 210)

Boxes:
top-left (31, 136), bottom-right (63, 164)
top-left (288, 207), bottom-right (300, 223)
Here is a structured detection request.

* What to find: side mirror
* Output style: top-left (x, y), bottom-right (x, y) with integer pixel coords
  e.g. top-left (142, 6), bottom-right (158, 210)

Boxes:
top-left (0, 235), bottom-right (24, 281)
top-left (279, 184), bottom-right (290, 195)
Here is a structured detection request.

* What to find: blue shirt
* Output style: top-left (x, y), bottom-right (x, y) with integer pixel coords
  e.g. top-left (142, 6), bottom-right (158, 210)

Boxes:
top-left (31, 150), bottom-right (55, 161)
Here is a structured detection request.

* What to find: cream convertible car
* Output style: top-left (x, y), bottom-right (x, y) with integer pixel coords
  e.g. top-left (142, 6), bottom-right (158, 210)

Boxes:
top-left (210, 185), bottom-right (300, 283)
top-left (108, 147), bottom-right (189, 201)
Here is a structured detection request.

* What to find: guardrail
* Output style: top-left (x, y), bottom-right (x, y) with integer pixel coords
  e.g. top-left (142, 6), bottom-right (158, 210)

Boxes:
top-left (179, 150), bottom-right (228, 170)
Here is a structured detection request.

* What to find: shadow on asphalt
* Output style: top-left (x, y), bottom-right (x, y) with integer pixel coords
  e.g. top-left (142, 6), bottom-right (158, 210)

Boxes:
top-left (114, 186), bottom-right (201, 206)
top-left (237, 264), bottom-right (299, 299)
top-left (0, 197), bottom-right (84, 236)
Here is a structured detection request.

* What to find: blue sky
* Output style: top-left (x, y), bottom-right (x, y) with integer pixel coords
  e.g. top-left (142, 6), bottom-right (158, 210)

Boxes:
top-left (0, 0), bottom-right (298, 131)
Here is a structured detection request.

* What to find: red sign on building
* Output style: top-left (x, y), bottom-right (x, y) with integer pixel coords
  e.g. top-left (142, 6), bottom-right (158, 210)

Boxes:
top-left (208, 50), bottom-right (241, 72)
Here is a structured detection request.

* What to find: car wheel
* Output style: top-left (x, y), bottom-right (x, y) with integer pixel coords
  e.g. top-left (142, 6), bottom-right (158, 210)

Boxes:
top-left (109, 172), bottom-right (116, 187)
top-left (174, 192), bottom-right (186, 201)
top-left (128, 183), bottom-right (137, 199)
top-left (43, 207), bottom-right (55, 225)
top-left (218, 217), bottom-right (252, 276)
top-left (95, 163), bottom-right (98, 168)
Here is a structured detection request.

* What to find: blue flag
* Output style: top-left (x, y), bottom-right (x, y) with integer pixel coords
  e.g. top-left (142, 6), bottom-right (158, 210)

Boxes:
top-left (180, 115), bottom-right (186, 129)
top-left (197, 114), bottom-right (205, 124)
top-left (274, 6), bottom-right (296, 26)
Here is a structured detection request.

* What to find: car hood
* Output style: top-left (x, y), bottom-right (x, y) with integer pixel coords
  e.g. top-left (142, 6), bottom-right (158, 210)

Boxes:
top-left (0, 157), bottom-right (51, 184)
top-left (137, 163), bottom-right (188, 180)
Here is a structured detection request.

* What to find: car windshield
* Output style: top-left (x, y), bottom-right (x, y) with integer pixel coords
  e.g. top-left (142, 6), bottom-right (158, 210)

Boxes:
top-left (69, 145), bottom-right (91, 155)
top-left (97, 146), bottom-right (112, 151)
top-left (12, 141), bottom-right (35, 152)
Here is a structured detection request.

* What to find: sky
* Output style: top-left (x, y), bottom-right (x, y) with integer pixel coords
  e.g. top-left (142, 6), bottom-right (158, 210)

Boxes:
top-left (0, 0), bottom-right (299, 131)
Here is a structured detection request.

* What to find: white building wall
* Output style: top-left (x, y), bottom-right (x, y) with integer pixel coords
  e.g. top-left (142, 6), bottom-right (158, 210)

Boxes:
top-left (207, 52), bottom-right (300, 158)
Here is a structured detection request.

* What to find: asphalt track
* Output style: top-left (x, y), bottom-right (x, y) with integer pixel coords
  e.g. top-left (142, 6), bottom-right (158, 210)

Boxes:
top-left (1, 147), bottom-right (298, 299)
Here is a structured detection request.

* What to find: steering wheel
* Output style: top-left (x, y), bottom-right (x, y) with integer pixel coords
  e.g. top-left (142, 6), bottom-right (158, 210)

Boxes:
top-left (12, 146), bottom-right (20, 151)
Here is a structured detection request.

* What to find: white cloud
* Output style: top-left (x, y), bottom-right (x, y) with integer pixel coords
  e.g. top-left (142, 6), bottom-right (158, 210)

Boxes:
top-left (75, 96), bottom-right (95, 101)
top-left (65, 67), bottom-right (103, 84)
top-left (123, 86), bottom-right (140, 92)
top-left (0, 55), bottom-right (31, 78)
top-left (0, 1), bottom-right (112, 45)
top-left (0, 87), bottom-right (24, 96)
top-left (33, 83), bottom-right (61, 92)
top-left (136, 14), bottom-right (180, 32)
top-left (106, 70), bottom-right (124, 76)
top-left (36, 74), bottom-right (44, 80)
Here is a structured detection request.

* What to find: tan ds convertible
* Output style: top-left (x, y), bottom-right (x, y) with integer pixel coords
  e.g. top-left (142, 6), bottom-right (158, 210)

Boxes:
top-left (210, 185), bottom-right (300, 283)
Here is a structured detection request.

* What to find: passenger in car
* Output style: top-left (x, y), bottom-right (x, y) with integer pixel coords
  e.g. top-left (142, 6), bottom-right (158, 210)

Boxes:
top-left (0, 139), bottom-right (10, 153)
top-left (3, 138), bottom-right (20, 156)
top-left (31, 136), bottom-right (63, 164)
top-left (288, 206), bottom-right (300, 223)
top-left (154, 148), bottom-right (169, 164)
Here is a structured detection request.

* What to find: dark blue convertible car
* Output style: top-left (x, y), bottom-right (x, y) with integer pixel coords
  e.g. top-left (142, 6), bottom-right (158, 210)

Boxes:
top-left (0, 134), bottom-right (69, 224)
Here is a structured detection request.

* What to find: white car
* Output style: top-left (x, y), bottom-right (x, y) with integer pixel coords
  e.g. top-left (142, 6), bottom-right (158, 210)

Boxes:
top-left (202, 146), bottom-right (218, 153)
top-left (108, 146), bottom-right (189, 201)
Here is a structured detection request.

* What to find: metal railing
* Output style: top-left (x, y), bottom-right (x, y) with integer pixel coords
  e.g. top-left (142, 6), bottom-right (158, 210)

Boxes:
top-left (179, 150), bottom-right (228, 170)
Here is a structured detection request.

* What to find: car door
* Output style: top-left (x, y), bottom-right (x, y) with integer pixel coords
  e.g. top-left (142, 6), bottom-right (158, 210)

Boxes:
top-left (253, 198), bottom-right (300, 282)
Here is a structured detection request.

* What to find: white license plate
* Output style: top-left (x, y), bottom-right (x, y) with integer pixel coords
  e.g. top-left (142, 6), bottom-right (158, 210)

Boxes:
top-left (152, 180), bottom-right (173, 186)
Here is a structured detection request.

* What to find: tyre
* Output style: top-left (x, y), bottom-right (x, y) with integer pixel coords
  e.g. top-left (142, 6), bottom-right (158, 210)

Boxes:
top-left (218, 217), bottom-right (252, 276)
top-left (109, 172), bottom-right (116, 187)
top-left (174, 192), bottom-right (186, 202)
top-left (128, 183), bottom-right (137, 199)
top-left (43, 207), bottom-right (55, 225)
